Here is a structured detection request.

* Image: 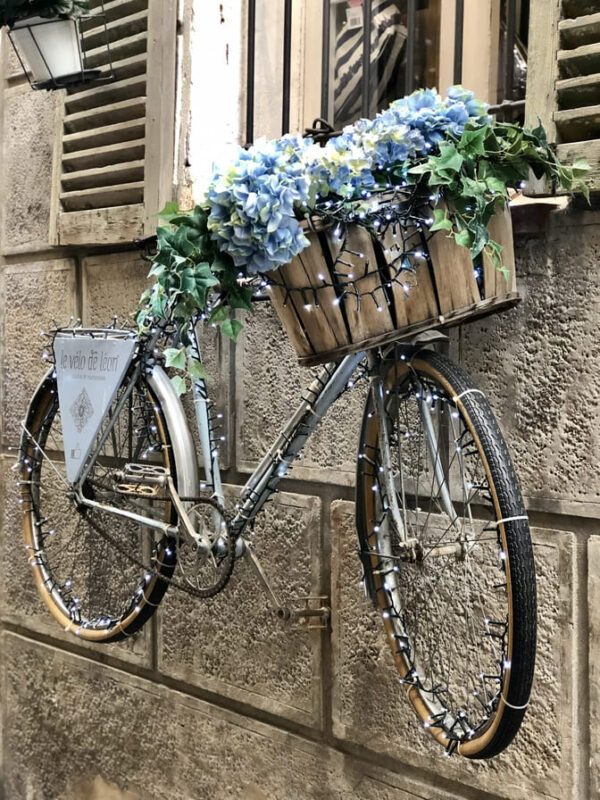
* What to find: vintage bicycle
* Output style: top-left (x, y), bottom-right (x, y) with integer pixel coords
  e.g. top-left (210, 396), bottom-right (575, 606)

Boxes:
top-left (17, 207), bottom-right (536, 761)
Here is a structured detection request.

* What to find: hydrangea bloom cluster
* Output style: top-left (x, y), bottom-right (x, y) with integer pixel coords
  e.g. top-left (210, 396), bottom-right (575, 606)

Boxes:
top-left (206, 134), bottom-right (313, 274)
top-left (205, 87), bottom-right (490, 275)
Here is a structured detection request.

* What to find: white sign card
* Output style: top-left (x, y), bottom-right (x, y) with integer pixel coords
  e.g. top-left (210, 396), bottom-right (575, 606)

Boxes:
top-left (54, 336), bottom-right (137, 483)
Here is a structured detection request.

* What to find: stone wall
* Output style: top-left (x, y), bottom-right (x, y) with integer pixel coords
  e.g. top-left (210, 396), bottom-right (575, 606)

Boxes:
top-left (1, 16), bottom-right (599, 800)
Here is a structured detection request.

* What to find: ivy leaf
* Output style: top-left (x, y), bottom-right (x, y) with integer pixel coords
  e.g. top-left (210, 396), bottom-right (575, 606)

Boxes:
top-left (221, 319), bottom-right (243, 341)
top-left (228, 284), bottom-right (254, 311)
top-left (157, 201), bottom-right (180, 217)
top-left (436, 142), bottom-right (464, 173)
top-left (484, 176), bottom-right (509, 196)
top-left (470, 225), bottom-right (489, 258)
top-left (187, 357), bottom-right (208, 382)
top-left (170, 375), bottom-right (187, 396)
top-left (208, 305), bottom-right (229, 324)
top-left (455, 229), bottom-right (474, 249)
top-left (164, 348), bottom-right (187, 370)
top-left (459, 126), bottom-right (487, 157)
top-left (430, 209), bottom-right (453, 232)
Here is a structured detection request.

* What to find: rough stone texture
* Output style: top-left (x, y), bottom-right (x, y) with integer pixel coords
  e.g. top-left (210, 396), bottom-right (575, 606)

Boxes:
top-left (2, 632), bottom-right (468, 800)
top-left (1, 86), bottom-right (57, 251)
top-left (82, 254), bottom-right (152, 329)
top-left (589, 537), bottom-right (600, 799)
top-left (0, 456), bottom-right (152, 667)
top-left (1, 260), bottom-right (76, 445)
top-left (458, 216), bottom-right (600, 517)
top-left (330, 500), bottom-right (575, 800)
top-left (236, 302), bottom-right (367, 486)
top-left (158, 487), bottom-right (322, 727)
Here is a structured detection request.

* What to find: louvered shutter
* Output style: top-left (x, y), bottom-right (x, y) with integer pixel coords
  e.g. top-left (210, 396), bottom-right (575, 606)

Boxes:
top-left (56, 0), bottom-right (177, 245)
top-left (525, 0), bottom-right (600, 194)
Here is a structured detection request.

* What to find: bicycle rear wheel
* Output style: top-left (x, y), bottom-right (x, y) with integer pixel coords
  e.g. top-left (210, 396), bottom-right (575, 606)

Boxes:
top-left (356, 347), bottom-right (536, 758)
top-left (19, 368), bottom-right (177, 642)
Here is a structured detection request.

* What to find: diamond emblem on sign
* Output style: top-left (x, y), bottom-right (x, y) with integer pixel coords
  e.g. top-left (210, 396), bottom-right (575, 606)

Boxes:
top-left (70, 388), bottom-right (94, 433)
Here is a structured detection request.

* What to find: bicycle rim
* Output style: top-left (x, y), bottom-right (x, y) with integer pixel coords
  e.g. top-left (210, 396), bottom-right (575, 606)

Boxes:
top-left (19, 369), bottom-right (177, 642)
top-left (356, 348), bottom-right (536, 758)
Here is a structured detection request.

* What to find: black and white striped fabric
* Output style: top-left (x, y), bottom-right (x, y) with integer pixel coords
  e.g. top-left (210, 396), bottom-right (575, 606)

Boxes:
top-left (334, 0), bottom-right (407, 128)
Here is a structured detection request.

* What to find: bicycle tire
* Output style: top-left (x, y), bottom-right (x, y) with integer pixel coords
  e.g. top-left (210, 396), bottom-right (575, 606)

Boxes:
top-left (19, 368), bottom-right (177, 643)
top-left (356, 346), bottom-right (536, 758)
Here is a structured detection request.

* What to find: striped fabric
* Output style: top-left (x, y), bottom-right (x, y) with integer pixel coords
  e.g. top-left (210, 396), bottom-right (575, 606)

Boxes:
top-left (333, 0), bottom-right (407, 127)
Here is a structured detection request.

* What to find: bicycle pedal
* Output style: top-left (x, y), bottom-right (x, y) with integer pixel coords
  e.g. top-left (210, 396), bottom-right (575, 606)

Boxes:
top-left (114, 482), bottom-right (161, 497)
top-left (112, 463), bottom-right (170, 486)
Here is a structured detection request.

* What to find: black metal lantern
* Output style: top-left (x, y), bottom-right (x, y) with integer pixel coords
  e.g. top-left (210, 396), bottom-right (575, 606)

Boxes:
top-left (7, 2), bottom-right (114, 91)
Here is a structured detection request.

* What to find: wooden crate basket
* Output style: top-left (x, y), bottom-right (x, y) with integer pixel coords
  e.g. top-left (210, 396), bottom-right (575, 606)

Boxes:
top-left (267, 205), bottom-right (520, 366)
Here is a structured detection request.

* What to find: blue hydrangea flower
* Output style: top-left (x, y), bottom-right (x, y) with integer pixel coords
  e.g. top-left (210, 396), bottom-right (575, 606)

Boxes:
top-left (204, 87), bottom-right (492, 274)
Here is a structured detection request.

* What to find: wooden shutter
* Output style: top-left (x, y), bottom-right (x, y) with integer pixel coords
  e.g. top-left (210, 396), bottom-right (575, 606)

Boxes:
top-left (55, 0), bottom-right (178, 245)
top-left (526, 0), bottom-right (600, 193)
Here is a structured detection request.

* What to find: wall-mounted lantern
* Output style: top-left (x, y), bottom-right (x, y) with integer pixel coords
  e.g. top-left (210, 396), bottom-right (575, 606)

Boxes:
top-left (2, 1), bottom-right (114, 90)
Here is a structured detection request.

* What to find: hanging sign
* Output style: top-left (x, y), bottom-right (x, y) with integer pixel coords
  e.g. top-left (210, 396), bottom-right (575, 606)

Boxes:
top-left (54, 336), bottom-right (137, 483)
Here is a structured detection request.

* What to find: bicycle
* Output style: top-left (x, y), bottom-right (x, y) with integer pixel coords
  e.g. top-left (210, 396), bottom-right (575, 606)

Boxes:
top-left (17, 304), bottom-right (536, 760)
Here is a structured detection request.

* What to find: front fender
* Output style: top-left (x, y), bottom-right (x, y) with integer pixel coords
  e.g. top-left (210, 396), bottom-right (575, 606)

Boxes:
top-left (148, 365), bottom-right (198, 500)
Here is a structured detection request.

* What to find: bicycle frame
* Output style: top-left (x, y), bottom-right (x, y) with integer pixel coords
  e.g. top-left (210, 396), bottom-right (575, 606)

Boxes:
top-left (45, 324), bottom-right (453, 556)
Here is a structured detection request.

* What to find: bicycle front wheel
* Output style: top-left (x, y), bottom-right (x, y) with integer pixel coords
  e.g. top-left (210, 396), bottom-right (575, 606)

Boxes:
top-left (19, 368), bottom-right (177, 642)
top-left (356, 347), bottom-right (536, 758)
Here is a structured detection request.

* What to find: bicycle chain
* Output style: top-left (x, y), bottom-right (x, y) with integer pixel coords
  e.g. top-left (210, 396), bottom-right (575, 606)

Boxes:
top-left (83, 495), bottom-right (236, 600)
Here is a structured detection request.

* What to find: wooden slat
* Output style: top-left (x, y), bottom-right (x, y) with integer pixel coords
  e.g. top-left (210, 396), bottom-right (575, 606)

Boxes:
top-left (557, 72), bottom-right (600, 109)
top-left (61, 160), bottom-right (145, 192)
top-left (557, 140), bottom-right (600, 191)
top-left (554, 103), bottom-right (600, 141)
top-left (143, 0), bottom-right (178, 231)
top-left (65, 75), bottom-right (146, 114)
top-left (62, 119), bottom-right (146, 152)
top-left (331, 226), bottom-right (395, 342)
top-left (559, 12), bottom-right (600, 47)
top-left (62, 139), bottom-right (145, 172)
top-left (562, 0), bottom-right (599, 18)
top-left (82, 10), bottom-right (148, 53)
top-left (88, 0), bottom-right (147, 24)
top-left (558, 41), bottom-right (600, 77)
top-left (60, 182), bottom-right (145, 211)
top-left (85, 31), bottom-right (148, 69)
top-left (524, 0), bottom-right (561, 140)
top-left (64, 98), bottom-right (146, 134)
top-left (58, 203), bottom-right (146, 246)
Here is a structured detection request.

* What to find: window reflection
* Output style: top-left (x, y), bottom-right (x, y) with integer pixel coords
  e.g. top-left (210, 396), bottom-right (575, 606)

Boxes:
top-left (331, 0), bottom-right (441, 129)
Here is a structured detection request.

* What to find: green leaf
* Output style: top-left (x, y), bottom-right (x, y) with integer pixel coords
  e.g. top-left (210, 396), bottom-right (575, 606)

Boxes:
top-left (459, 125), bottom-right (487, 157)
top-left (208, 305), bottom-right (229, 324)
top-left (164, 347), bottom-right (187, 370)
top-left (187, 357), bottom-right (208, 381)
top-left (170, 375), bottom-right (187, 396)
top-left (221, 318), bottom-right (244, 341)
top-left (436, 142), bottom-right (464, 173)
top-left (156, 201), bottom-right (181, 220)
top-left (430, 209), bottom-right (453, 232)
top-left (455, 229), bottom-right (474, 249)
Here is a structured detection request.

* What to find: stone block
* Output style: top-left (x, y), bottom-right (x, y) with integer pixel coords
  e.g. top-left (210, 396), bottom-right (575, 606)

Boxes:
top-left (589, 537), bottom-right (600, 798)
top-left (1, 632), bottom-right (469, 800)
top-left (330, 500), bottom-right (576, 800)
top-left (158, 487), bottom-right (322, 728)
top-left (82, 253), bottom-right (232, 469)
top-left (1, 259), bottom-right (76, 445)
top-left (82, 253), bottom-right (151, 328)
top-left (0, 456), bottom-right (152, 667)
top-left (457, 217), bottom-right (600, 517)
top-left (1, 85), bottom-right (58, 251)
top-left (235, 302), bottom-right (367, 486)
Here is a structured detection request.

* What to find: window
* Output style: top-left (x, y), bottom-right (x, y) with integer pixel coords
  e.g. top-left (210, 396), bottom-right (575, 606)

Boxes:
top-left (246, 0), bottom-right (533, 143)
